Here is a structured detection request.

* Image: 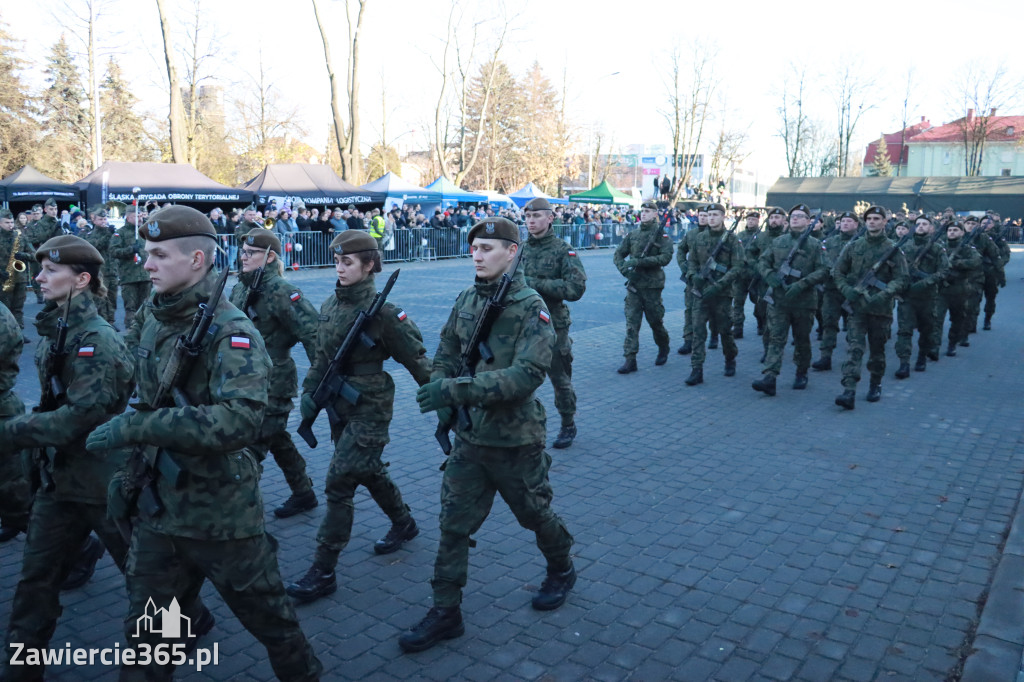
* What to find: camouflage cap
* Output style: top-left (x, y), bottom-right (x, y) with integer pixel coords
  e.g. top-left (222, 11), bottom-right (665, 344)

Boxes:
top-left (468, 217), bottom-right (519, 245)
top-left (90, 208), bottom-right (108, 218)
top-left (706, 202), bottom-right (726, 213)
top-left (767, 207), bottom-right (786, 217)
top-left (140, 205), bottom-right (218, 242)
top-left (0, 209), bottom-right (13, 220)
top-left (35, 234), bottom-right (104, 265)
top-left (524, 197), bottom-right (553, 212)
top-left (863, 205), bottom-right (887, 219)
top-left (640, 200), bottom-right (659, 210)
top-left (243, 227), bottom-right (282, 255)
top-left (789, 203), bottom-right (811, 216)
top-left (330, 229), bottom-right (378, 255)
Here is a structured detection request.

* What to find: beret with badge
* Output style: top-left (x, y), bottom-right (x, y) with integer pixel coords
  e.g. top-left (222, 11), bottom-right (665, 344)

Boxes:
top-left (35, 234), bottom-right (104, 265)
top-left (523, 197), bottom-right (553, 212)
top-left (330, 229), bottom-right (379, 255)
top-left (140, 205), bottom-right (218, 242)
top-left (863, 205), bottom-right (887, 219)
top-left (767, 207), bottom-right (786, 217)
top-left (243, 227), bottom-right (282, 255)
top-left (705, 203), bottom-right (726, 213)
top-left (789, 204), bottom-right (812, 216)
top-left (467, 217), bottom-right (520, 245)
top-left (640, 200), bottom-right (659, 210)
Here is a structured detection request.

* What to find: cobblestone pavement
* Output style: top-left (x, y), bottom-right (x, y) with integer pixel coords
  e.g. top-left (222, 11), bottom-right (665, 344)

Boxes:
top-left (2, 247), bottom-right (1022, 681)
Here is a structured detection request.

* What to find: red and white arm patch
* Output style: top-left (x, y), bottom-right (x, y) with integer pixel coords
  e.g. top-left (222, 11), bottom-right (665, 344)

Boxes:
top-left (539, 310), bottom-right (550, 324)
top-left (289, 291), bottom-right (302, 302)
top-left (77, 346), bottom-right (95, 357)
top-left (230, 336), bottom-right (251, 349)
top-left (396, 310), bottom-right (407, 321)
top-left (567, 250), bottom-right (577, 256)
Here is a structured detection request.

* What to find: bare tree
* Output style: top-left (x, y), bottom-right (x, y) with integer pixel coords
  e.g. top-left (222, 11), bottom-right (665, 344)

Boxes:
top-left (234, 52), bottom-right (307, 182)
top-left (661, 42), bottom-right (716, 203)
top-left (777, 65), bottom-right (809, 177)
top-left (831, 63), bottom-right (875, 177)
top-left (949, 60), bottom-right (1019, 176)
top-left (155, 0), bottom-right (186, 162)
top-left (311, 0), bottom-right (367, 183)
top-left (895, 68), bottom-right (915, 176)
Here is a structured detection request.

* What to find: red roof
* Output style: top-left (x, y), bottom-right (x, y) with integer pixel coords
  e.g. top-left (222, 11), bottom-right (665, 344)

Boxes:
top-left (863, 118), bottom-right (932, 166)
top-left (910, 114), bottom-right (1024, 144)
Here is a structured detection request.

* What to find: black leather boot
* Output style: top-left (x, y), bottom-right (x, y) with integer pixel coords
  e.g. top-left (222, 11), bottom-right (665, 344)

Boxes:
top-left (61, 535), bottom-right (105, 591)
top-left (399, 606), bottom-right (465, 653)
top-left (684, 368), bottom-right (704, 386)
top-left (894, 362), bottom-right (910, 379)
top-left (552, 423), bottom-right (577, 449)
top-left (677, 341), bottom-right (692, 355)
top-left (708, 333), bottom-right (719, 350)
top-left (286, 565), bottom-right (338, 604)
top-left (375, 517), bottom-right (419, 555)
top-left (792, 373), bottom-right (808, 390)
top-left (914, 355), bottom-right (926, 372)
top-left (752, 374), bottom-right (776, 396)
top-left (724, 358), bottom-right (736, 377)
top-left (835, 389), bottom-right (856, 410)
top-left (617, 357), bottom-right (638, 374)
top-left (274, 489), bottom-right (318, 519)
top-left (532, 564), bottom-right (577, 611)
top-left (811, 356), bottom-right (831, 371)
top-left (654, 348), bottom-right (669, 366)
top-left (866, 382), bottom-right (882, 402)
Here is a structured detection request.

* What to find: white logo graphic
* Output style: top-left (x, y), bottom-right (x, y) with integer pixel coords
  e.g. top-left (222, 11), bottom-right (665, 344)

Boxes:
top-left (133, 598), bottom-right (195, 639)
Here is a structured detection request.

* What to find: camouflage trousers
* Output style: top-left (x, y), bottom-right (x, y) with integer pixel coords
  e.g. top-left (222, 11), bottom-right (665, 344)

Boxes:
top-left (120, 281), bottom-right (151, 327)
top-left (818, 287), bottom-right (845, 357)
top-left (622, 287), bottom-right (669, 358)
top-left (254, 412), bottom-right (313, 497)
top-left (932, 290), bottom-right (969, 349)
top-left (894, 295), bottom-right (936, 361)
top-left (762, 304), bottom-right (814, 377)
top-left (731, 272), bottom-right (754, 330)
top-left (0, 281), bottom-right (26, 328)
top-left (432, 439), bottom-right (573, 608)
top-left (548, 326), bottom-right (576, 425)
top-left (965, 282), bottom-right (983, 333)
top-left (682, 284), bottom-right (694, 343)
top-left (982, 270), bottom-right (1000, 320)
top-left (691, 292), bottom-right (736, 369)
top-left (27, 261), bottom-right (40, 298)
top-left (2, 493), bottom-right (129, 681)
top-left (0, 449), bottom-right (31, 534)
top-left (98, 281), bottom-right (119, 325)
top-left (840, 311), bottom-right (892, 389)
top-left (122, 527), bottom-right (322, 682)
top-left (314, 418), bottom-right (410, 570)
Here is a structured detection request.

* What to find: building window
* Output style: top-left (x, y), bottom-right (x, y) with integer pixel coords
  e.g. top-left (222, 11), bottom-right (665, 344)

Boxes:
top-left (1002, 169), bottom-right (1012, 177)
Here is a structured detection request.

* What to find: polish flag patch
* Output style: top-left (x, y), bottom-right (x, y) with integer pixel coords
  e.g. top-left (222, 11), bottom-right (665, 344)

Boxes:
top-left (78, 346), bottom-right (95, 357)
top-left (397, 310), bottom-right (407, 321)
top-left (230, 336), bottom-right (251, 349)
top-left (567, 250), bottom-right (577, 256)
top-left (289, 291), bottom-right (302, 302)
top-left (539, 310), bottom-right (550, 324)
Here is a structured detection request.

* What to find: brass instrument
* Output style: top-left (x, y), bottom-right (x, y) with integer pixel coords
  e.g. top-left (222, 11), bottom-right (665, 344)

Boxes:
top-left (3, 229), bottom-right (27, 293)
top-left (264, 217), bottom-right (275, 228)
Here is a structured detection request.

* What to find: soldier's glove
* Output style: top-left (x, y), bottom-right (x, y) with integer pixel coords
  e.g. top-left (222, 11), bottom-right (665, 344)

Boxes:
top-left (436, 406), bottom-right (455, 428)
top-left (616, 261), bottom-right (632, 277)
top-left (840, 285), bottom-right (861, 303)
top-left (863, 292), bottom-right (887, 307)
top-left (999, 274), bottom-right (1006, 288)
top-left (416, 379), bottom-right (455, 413)
top-left (908, 280), bottom-right (930, 294)
top-left (86, 415), bottom-right (134, 452)
top-left (784, 280), bottom-right (808, 300)
top-left (702, 282), bottom-right (724, 299)
top-left (765, 273), bottom-right (783, 290)
top-left (107, 471), bottom-right (131, 521)
top-left (299, 393), bottom-right (318, 422)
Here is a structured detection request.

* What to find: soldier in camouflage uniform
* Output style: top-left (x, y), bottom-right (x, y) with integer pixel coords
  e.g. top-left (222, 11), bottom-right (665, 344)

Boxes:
top-left (401, 217), bottom-right (575, 653)
top-left (812, 211), bottom-right (860, 372)
top-left (613, 200), bottom-right (674, 373)
top-left (676, 206), bottom-right (708, 355)
top-left (0, 236), bottom-right (136, 681)
top-left (747, 208), bottom-right (788, 361)
top-left (83, 208), bottom-right (119, 325)
top-left (286, 230), bottom-right (431, 605)
top-left (731, 210), bottom-right (761, 339)
top-left (235, 206), bottom-right (263, 272)
top-left (893, 216), bottom-right (948, 377)
top-left (832, 206), bottom-right (909, 409)
top-left (520, 197), bottom-right (587, 449)
top-left (751, 204), bottom-right (827, 395)
top-left (0, 209), bottom-right (33, 332)
top-left (0, 304), bottom-right (30, 543)
top-left (975, 215), bottom-right (1007, 331)
top-left (684, 203), bottom-right (743, 386)
top-left (931, 222), bottom-right (982, 358)
top-left (229, 229), bottom-right (320, 519)
top-left (85, 206), bottom-right (322, 681)
top-left (25, 200), bottom-right (63, 303)
top-left (109, 210), bottom-right (152, 328)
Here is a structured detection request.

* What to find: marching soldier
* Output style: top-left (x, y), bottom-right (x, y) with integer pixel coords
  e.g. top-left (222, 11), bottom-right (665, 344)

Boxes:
top-left (832, 206), bottom-right (908, 409)
top-left (751, 204), bottom-right (827, 395)
top-left (23, 205), bottom-right (44, 303)
top-left (747, 208), bottom-right (788, 361)
top-left (234, 205), bottom-right (262, 271)
top-left (676, 206), bottom-right (708, 355)
top-left (25, 200), bottom-right (63, 305)
top-left (932, 221), bottom-right (982, 358)
top-left (731, 209), bottom-right (761, 339)
top-left (0, 236), bottom-right (136, 681)
top-left (520, 197), bottom-right (587, 449)
top-left (0, 304), bottom-right (30, 543)
top-left (684, 203), bottom-right (743, 386)
top-left (0, 209), bottom-right (32, 332)
top-left (893, 216), bottom-right (948, 377)
top-left (286, 231), bottom-right (431, 605)
top-left (402, 217), bottom-right (575, 653)
top-left (614, 200), bottom-right (673, 373)
top-left (976, 214), bottom-right (1007, 331)
top-left (109, 210), bottom-right (152, 328)
top-left (85, 206), bottom-right (322, 681)
top-left (83, 208), bottom-right (119, 325)
top-left (228, 229), bottom-right (320, 518)
top-left (813, 211), bottom-right (860, 371)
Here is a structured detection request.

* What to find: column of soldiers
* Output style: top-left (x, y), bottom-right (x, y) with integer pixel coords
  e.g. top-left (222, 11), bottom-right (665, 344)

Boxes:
top-left (0, 199), bottom-right (588, 678)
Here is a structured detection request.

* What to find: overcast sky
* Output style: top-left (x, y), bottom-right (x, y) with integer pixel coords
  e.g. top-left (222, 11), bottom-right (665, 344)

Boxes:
top-left (5, 0), bottom-right (1023, 184)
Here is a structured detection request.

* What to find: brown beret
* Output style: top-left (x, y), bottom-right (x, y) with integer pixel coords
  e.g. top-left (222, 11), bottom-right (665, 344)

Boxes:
top-left (330, 230), bottom-right (378, 255)
top-left (963, 214), bottom-right (979, 223)
top-left (838, 211), bottom-right (858, 221)
top-left (767, 207), bottom-right (786, 217)
top-left (745, 210), bottom-right (760, 218)
top-left (36, 235), bottom-right (104, 265)
top-left (863, 205), bottom-right (886, 219)
top-left (640, 200), bottom-right (659, 210)
top-left (140, 205), bottom-right (218, 242)
top-left (706, 203), bottom-right (726, 213)
top-left (789, 204), bottom-right (811, 216)
top-left (242, 227), bottom-right (282, 255)
top-left (523, 197), bottom-right (553, 212)
top-left (468, 217), bottom-right (520, 245)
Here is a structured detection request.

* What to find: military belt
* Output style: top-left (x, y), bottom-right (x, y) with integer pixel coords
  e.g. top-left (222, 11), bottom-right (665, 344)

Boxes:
top-left (343, 361), bottom-right (384, 376)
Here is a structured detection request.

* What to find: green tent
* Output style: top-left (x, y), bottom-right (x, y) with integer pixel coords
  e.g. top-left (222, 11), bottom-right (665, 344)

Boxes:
top-left (568, 180), bottom-right (635, 205)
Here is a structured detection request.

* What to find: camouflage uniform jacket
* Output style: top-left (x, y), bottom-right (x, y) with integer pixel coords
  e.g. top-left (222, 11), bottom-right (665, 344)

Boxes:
top-left (25, 215), bottom-right (62, 249)
top-left (613, 219), bottom-right (673, 289)
top-left (902, 234), bottom-right (949, 298)
top-left (735, 227), bottom-right (761, 276)
top-left (686, 227), bottom-right (745, 291)
top-left (303, 275), bottom-right (431, 428)
top-left (746, 224), bottom-right (785, 267)
top-left (123, 269), bottom-right (272, 540)
top-left (5, 293), bottom-right (133, 504)
top-left (109, 226), bottom-right (149, 284)
top-left (235, 220), bottom-right (262, 244)
top-left (229, 268), bottom-right (318, 415)
top-left (973, 232), bottom-right (1004, 279)
top-left (675, 225), bottom-right (705, 279)
top-left (822, 231), bottom-right (859, 291)
top-left (939, 238), bottom-right (983, 297)
top-left (757, 230), bottom-right (827, 310)
top-left (521, 230), bottom-right (587, 330)
top-left (0, 304), bottom-right (24, 417)
top-left (83, 224), bottom-right (119, 285)
top-left (431, 271), bottom-right (553, 448)
top-left (833, 232), bottom-right (909, 316)
top-left (0, 228), bottom-right (31, 284)
top-left (991, 230), bottom-right (1011, 266)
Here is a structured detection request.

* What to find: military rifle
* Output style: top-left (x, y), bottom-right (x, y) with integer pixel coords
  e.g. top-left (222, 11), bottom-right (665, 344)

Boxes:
top-left (841, 231), bottom-right (912, 314)
top-left (434, 248), bottom-right (525, 459)
top-left (32, 293), bottom-right (73, 493)
top-left (908, 225), bottom-right (948, 282)
top-left (763, 221), bottom-right (816, 305)
top-left (624, 221), bottom-right (664, 294)
top-left (692, 216), bottom-right (741, 299)
top-left (297, 269), bottom-right (400, 449)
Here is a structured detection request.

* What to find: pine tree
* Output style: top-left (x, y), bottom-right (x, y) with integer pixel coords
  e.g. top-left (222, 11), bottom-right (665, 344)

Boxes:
top-left (0, 19), bottom-right (39, 178)
top-left (871, 135), bottom-right (893, 177)
top-left (100, 56), bottom-right (154, 162)
top-left (38, 35), bottom-right (91, 182)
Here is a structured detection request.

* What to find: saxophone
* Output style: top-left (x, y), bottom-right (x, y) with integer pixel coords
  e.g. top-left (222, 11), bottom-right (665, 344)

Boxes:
top-left (3, 229), bottom-right (27, 293)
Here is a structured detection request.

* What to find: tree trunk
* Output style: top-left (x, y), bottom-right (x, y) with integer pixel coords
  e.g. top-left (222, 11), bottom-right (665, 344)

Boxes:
top-left (155, 0), bottom-right (186, 162)
top-left (88, 0), bottom-right (102, 169)
top-left (346, 0), bottom-right (367, 183)
top-left (312, 0), bottom-right (349, 179)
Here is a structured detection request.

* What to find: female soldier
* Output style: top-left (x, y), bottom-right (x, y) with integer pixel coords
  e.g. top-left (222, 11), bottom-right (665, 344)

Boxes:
top-left (286, 230), bottom-right (431, 605)
top-left (0, 235), bottom-right (135, 680)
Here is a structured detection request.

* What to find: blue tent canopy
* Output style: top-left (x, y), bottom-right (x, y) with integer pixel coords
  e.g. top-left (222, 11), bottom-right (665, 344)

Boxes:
top-left (425, 176), bottom-right (487, 206)
top-left (508, 182), bottom-right (568, 207)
